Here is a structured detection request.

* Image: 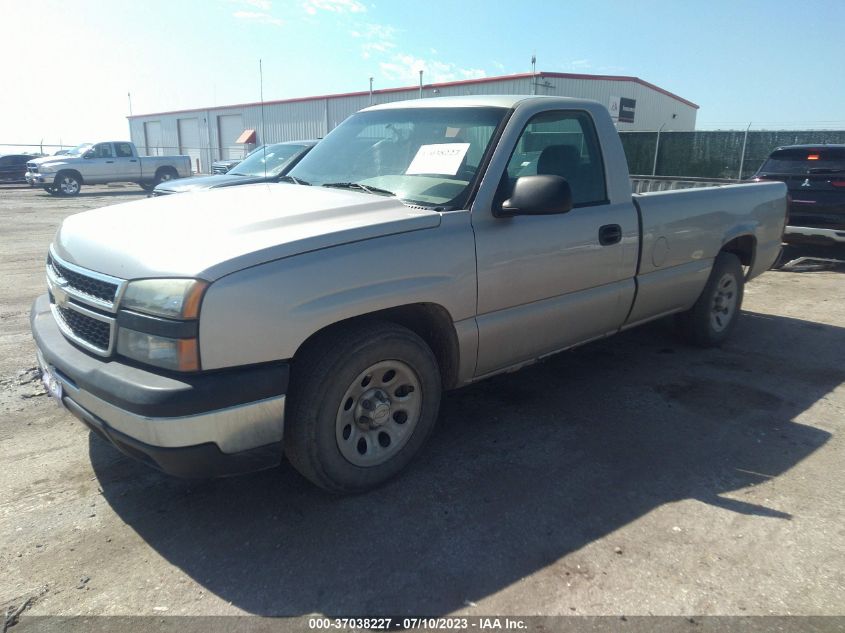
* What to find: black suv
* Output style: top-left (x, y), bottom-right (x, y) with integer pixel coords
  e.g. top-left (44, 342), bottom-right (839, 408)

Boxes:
top-left (753, 145), bottom-right (845, 248)
top-left (0, 154), bottom-right (37, 183)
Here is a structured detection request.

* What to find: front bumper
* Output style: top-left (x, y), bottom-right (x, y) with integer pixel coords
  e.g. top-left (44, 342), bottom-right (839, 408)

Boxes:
top-left (26, 172), bottom-right (54, 186)
top-left (30, 294), bottom-right (288, 477)
top-left (784, 225), bottom-right (845, 245)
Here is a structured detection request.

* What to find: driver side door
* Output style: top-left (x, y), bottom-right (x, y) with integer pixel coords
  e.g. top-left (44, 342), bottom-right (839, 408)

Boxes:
top-left (471, 109), bottom-right (638, 377)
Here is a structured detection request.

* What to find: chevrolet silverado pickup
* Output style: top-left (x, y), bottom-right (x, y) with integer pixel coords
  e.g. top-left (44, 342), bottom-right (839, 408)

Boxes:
top-left (30, 96), bottom-right (787, 493)
top-left (26, 141), bottom-right (191, 196)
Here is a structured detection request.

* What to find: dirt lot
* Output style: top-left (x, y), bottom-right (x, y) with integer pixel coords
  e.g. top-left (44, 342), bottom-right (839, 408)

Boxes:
top-left (1, 183), bottom-right (843, 619)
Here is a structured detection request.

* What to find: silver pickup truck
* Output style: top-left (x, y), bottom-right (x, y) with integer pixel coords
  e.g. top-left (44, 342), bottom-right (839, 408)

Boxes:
top-left (26, 141), bottom-right (191, 196)
top-left (30, 96), bottom-right (787, 493)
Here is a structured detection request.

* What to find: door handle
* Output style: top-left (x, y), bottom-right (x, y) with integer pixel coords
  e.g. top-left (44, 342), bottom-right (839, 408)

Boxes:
top-left (599, 224), bottom-right (622, 246)
top-left (106, 160), bottom-right (114, 163)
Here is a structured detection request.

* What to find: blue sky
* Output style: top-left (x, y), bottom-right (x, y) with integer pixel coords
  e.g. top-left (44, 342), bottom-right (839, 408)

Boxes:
top-left (2, 0), bottom-right (844, 150)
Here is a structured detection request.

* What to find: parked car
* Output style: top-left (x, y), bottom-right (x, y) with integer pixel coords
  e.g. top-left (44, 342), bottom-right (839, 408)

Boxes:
top-left (30, 95), bottom-right (786, 492)
top-left (26, 141), bottom-right (191, 196)
top-left (753, 144), bottom-right (845, 247)
top-left (211, 144), bottom-right (268, 175)
top-left (153, 141), bottom-right (316, 196)
top-left (0, 154), bottom-right (41, 183)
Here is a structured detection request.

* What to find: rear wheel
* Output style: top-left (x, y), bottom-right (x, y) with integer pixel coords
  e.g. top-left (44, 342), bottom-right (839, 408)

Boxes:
top-left (155, 167), bottom-right (178, 185)
top-left (55, 172), bottom-right (81, 196)
top-left (675, 252), bottom-right (744, 347)
top-left (139, 182), bottom-right (156, 192)
top-left (285, 321), bottom-right (442, 494)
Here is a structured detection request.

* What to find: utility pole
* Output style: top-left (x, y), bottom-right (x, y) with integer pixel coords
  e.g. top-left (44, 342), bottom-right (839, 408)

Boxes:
top-left (531, 53), bottom-right (537, 95)
top-left (419, 70), bottom-right (423, 98)
top-left (738, 122), bottom-right (751, 180)
top-left (652, 123), bottom-right (666, 176)
top-left (369, 77), bottom-right (374, 105)
top-left (127, 92), bottom-right (133, 116)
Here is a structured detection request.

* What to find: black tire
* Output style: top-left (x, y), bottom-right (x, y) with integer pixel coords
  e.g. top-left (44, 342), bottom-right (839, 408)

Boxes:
top-left (675, 252), bottom-right (744, 347)
top-left (139, 182), bottom-right (156, 192)
top-left (43, 186), bottom-right (58, 196)
top-left (155, 167), bottom-right (178, 185)
top-left (54, 171), bottom-right (81, 196)
top-left (285, 321), bottom-right (442, 494)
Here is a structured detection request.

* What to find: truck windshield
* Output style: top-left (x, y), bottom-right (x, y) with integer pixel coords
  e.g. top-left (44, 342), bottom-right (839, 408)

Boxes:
top-left (229, 144), bottom-right (309, 177)
top-left (760, 147), bottom-right (845, 174)
top-left (286, 107), bottom-right (508, 208)
top-left (64, 144), bottom-right (93, 156)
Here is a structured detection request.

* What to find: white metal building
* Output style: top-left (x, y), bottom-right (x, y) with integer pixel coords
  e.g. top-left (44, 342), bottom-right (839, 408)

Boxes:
top-left (128, 71), bottom-right (698, 173)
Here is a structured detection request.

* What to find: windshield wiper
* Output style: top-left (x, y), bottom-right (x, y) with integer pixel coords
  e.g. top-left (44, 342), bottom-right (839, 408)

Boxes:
top-left (279, 175), bottom-right (311, 185)
top-left (807, 168), bottom-right (845, 174)
top-left (322, 182), bottom-right (395, 197)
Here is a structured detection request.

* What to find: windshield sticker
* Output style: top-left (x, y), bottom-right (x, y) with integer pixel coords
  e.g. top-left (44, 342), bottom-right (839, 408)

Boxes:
top-left (406, 143), bottom-right (470, 175)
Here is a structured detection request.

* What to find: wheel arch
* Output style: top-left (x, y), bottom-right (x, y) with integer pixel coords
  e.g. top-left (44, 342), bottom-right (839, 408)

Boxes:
top-left (720, 233), bottom-right (756, 275)
top-left (292, 302), bottom-right (461, 390)
top-left (56, 168), bottom-right (84, 185)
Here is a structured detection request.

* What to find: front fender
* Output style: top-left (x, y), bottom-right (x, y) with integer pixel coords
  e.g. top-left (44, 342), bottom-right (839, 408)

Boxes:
top-left (198, 213), bottom-right (477, 370)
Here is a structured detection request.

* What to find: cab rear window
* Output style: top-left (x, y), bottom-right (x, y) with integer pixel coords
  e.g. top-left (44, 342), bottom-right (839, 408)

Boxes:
top-left (760, 148), bottom-right (845, 174)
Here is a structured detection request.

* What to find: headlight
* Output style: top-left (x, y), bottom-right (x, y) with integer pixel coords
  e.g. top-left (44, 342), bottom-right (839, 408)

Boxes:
top-left (39, 164), bottom-right (54, 173)
top-left (121, 278), bottom-right (208, 319)
top-left (117, 329), bottom-right (199, 371)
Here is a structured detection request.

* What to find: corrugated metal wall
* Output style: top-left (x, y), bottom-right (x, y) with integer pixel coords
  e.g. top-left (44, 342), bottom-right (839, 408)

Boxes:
top-left (128, 74), bottom-right (697, 173)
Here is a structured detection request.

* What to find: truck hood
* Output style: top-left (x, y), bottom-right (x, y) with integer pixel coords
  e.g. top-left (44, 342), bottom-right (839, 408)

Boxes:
top-left (154, 172), bottom-right (265, 194)
top-left (54, 183), bottom-right (441, 280)
top-left (29, 154), bottom-right (81, 167)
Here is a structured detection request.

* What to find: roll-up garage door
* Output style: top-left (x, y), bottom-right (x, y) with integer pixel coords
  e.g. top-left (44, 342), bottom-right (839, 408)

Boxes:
top-left (217, 114), bottom-right (244, 160)
top-left (144, 121), bottom-right (163, 156)
top-left (178, 118), bottom-right (201, 173)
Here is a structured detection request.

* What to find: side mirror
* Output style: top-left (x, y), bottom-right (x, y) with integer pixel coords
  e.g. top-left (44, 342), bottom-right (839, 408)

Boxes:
top-left (496, 175), bottom-right (573, 217)
top-left (83, 151), bottom-right (94, 159)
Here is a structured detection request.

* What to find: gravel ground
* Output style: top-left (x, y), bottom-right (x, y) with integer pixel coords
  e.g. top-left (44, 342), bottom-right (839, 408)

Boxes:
top-left (0, 183), bottom-right (843, 620)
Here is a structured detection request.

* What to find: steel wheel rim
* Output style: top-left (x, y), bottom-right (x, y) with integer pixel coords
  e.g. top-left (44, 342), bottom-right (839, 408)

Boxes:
top-left (335, 359), bottom-right (422, 467)
top-left (710, 273), bottom-right (737, 332)
top-left (60, 177), bottom-right (78, 194)
top-left (160, 172), bottom-right (172, 181)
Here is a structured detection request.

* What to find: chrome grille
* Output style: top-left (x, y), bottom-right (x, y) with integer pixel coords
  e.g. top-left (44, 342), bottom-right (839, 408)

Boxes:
top-left (45, 249), bottom-right (125, 356)
top-left (48, 254), bottom-right (118, 304)
top-left (54, 304), bottom-right (111, 353)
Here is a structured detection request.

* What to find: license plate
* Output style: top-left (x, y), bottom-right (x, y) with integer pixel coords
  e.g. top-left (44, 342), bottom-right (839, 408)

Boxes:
top-left (35, 350), bottom-right (64, 405)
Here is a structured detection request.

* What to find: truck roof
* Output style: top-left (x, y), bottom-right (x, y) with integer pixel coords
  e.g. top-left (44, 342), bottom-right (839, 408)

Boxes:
top-left (363, 95), bottom-right (598, 111)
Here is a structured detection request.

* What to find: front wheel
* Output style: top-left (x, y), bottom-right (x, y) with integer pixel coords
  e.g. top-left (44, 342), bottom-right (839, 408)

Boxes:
top-left (139, 182), bottom-right (156, 192)
top-left (55, 172), bottom-right (81, 196)
top-left (285, 321), bottom-right (442, 494)
top-left (675, 252), bottom-right (744, 347)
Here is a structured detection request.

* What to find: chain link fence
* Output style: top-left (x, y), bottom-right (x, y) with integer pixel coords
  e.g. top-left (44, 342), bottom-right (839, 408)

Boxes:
top-left (6, 131), bottom-right (845, 180)
top-left (620, 130), bottom-right (845, 179)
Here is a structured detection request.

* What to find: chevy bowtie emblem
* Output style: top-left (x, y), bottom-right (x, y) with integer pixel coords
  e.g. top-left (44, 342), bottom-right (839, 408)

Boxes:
top-left (52, 283), bottom-right (70, 308)
top-left (801, 178), bottom-right (811, 187)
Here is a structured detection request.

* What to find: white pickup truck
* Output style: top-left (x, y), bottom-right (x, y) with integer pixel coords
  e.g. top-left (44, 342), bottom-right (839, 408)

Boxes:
top-left (30, 96), bottom-right (787, 493)
top-left (26, 141), bottom-right (191, 196)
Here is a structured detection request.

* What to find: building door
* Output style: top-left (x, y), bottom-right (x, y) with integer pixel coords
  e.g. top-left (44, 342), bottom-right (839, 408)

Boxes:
top-left (217, 114), bottom-right (244, 161)
top-left (178, 118), bottom-right (201, 173)
top-left (144, 121), bottom-right (163, 157)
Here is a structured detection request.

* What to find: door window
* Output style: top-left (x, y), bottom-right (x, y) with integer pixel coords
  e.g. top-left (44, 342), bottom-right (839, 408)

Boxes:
top-left (115, 143), bottom-right (133, 158)
top-left (93, 143), bottom-right (114, 158)
top-left (504, 111), bottom-right (607, 206)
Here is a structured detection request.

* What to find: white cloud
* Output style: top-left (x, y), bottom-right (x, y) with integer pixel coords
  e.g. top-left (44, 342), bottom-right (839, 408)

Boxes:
top-left (232, 10), bottom-right (284, 26)
top-left (351, 22), bottom-right (398, 59)
top-left (379, 54), bottom-right (486, 84)
top-left (228, 0), bottom-right (272, 9)
top-left (303, 0), bottom-right (366, 15)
